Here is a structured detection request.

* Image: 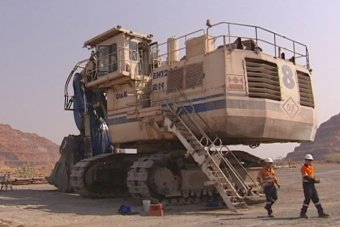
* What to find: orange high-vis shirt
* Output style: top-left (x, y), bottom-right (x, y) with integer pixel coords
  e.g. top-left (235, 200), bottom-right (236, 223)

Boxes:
top-left (257, 166), bottom-right (278, 185)
top-left (301, 164), bottom-right (316, 182)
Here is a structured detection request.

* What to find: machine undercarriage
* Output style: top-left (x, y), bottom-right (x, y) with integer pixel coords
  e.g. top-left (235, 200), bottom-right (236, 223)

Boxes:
top-left (49, 140), bottom-right (264, 206)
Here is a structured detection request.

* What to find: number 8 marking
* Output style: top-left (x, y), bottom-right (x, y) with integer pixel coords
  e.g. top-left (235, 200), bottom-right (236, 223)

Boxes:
top-left (282, 65), bottom-right (295, 89)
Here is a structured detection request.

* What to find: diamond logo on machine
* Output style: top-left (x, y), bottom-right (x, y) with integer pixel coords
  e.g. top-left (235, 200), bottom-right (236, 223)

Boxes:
top-left (228, 75), bottom-right (244, 90)
top-left (282, 97), bottom-right (299, 118)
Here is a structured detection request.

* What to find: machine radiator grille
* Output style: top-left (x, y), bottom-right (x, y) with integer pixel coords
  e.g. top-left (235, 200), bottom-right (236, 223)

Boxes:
top-left (245, 58), bottom-right (281, 101)
top-left (185, 62), bottom-right (204, 89)
top-left (167, 67), bottom-right (184, 92)
top-left (297, 71), bottom-right (314, 108)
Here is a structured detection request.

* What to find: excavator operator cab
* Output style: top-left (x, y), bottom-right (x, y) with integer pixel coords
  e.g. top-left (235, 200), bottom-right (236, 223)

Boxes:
top-left (83, 26), bottom-right (153, 88)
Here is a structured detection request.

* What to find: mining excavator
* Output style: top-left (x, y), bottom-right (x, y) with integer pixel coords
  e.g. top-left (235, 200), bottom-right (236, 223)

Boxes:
top-left (48, 21), bottom-right (316, 211)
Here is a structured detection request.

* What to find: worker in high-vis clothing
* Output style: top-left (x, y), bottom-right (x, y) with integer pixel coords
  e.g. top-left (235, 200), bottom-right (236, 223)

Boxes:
top-left (257, 157), bottom-right (280, 217)
top-left (300, 154), bottom-right (330, 218)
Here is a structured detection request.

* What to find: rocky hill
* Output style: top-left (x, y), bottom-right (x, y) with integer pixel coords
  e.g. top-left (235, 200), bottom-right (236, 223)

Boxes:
top-left (0, 123), bottom-right (60, 174)
top-left (286, 113), bottom-right (340, 161)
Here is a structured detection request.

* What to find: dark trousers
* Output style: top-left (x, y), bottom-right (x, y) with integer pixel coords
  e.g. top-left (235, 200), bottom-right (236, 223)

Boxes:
top-left (264, 185), bottom-right (277, 212)
top-left (300, 183), bottom-right (323, 215)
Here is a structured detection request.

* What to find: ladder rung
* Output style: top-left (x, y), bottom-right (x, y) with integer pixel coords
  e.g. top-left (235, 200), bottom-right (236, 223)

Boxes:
top-left (204, 181), bottom-right (215, 186)
top-left (182, 132), bottom-right (192, 136)
top-left (191, 144), bottom-right (202, 149)
top-left (190, 140), bottom-right (200, 144)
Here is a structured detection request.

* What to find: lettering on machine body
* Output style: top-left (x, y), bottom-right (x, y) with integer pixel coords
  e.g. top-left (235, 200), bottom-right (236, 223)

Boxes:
top-left (116, 90), bottom-right (128, 99)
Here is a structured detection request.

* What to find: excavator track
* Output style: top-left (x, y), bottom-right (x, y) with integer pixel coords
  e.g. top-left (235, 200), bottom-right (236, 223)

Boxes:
top-left (70, 153), bottom-right (137, 198)
top-left (127, 152), bottom-right (218, 205)
top-left (127, 153), bottom-right (167, 199)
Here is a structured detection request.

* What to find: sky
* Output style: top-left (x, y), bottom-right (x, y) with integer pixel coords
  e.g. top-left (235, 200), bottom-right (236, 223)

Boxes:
top-left (0, 0), bottom-right (339, 159)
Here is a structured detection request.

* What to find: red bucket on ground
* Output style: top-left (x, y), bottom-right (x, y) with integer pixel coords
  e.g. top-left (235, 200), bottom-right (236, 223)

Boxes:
top-left (149, 204), bottom-right (164, 216)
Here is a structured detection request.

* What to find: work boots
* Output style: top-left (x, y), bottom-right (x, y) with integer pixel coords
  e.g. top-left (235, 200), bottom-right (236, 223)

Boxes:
top-left (300, 213), bottom-right (308, 218)
top-left (319, 213), bottom-right (330, 218)
top-left (300, 204), bottom-right (330, 218)
top-left (265, 204), bottom-right (274, 217)
top-left (300, 206), bottom-right (308, 218)
top-left (267, 211), bottom-right (274, 218)
top-left (316, 204), bottom-right (330, 218)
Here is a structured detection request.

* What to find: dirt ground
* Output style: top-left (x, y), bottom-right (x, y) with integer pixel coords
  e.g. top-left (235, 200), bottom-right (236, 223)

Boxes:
top-left (0, 163), bottom-right (340, 227)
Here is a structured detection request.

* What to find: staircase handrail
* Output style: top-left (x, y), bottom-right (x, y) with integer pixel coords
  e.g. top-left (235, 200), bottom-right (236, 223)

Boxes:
top-left (165, 90), bottom-right (256, 196)
top-left (221, 148), bottom-right (261, 192)
top-left (203, 147), bottom-right (241, 198)
top-left (212, 146), bottom-right (258, 194)
top-left (166, 101), bottom-right (249, 196)
top-left (170, 89), bottom-right (222, 146)
top-left (164, 104), bottom-right (241, 198)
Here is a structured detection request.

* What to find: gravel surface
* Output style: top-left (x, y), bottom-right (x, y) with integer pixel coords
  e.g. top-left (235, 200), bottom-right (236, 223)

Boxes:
top-left (0, 163), bottom-right (339, 227)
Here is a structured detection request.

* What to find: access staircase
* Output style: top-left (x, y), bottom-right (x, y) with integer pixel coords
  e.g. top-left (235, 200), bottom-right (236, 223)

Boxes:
top-left (163, 94), bottom-right (260, 212)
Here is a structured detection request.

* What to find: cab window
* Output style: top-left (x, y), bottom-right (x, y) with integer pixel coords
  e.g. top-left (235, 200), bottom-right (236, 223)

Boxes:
top-left (129, 41), bottom-right (138, 61)
top-left (98, 43), bottom-right (117, 76)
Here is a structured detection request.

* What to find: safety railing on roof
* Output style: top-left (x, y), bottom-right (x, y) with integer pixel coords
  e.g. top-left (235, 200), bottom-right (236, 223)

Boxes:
top-left (156, 29), bottom-right (205, 65)
top-left (155, 21), bottom-right (310, 69)
top-left (207, 21), bottom-right (310, 69)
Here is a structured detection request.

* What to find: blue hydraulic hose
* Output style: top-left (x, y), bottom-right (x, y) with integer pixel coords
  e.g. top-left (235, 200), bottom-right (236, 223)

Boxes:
top-left (90, 115), bottom-right (112, 155)
top-left (72, 73), bottom-right (85, 131)
top-left (72, 73), bottom-right (112, 155)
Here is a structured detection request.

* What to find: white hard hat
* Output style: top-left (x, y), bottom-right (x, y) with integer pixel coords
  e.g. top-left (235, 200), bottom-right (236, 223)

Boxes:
top-left (305, 154), bottom-right (314, 160)
top-left (264, 157), bottom-right (274, 163)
